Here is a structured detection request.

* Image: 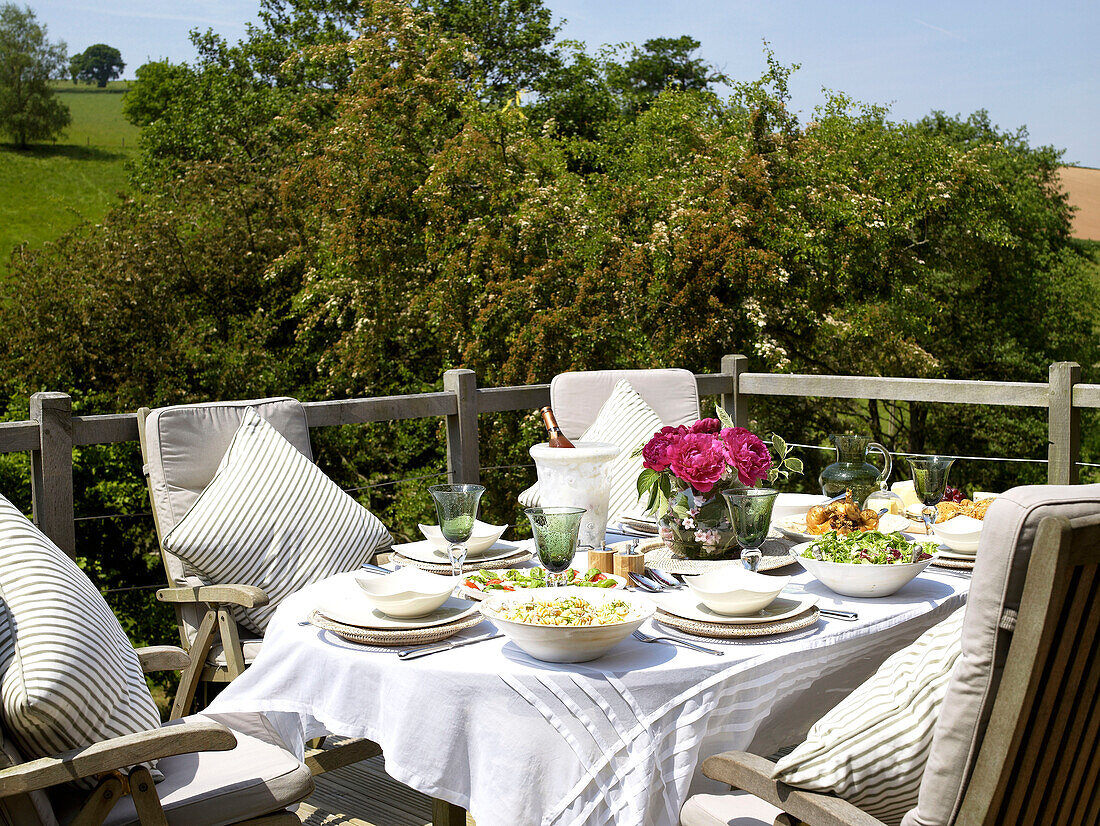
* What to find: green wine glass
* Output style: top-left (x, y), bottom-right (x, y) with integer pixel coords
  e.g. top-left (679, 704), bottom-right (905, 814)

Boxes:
top-left (525, 506), bottom-right (585, 586)
top-left (906, 455), bottom-right (955, 559)
top-left (429, 484), bottom-right (486, 577)
top-left (721, 488), bottom-right (779, 572)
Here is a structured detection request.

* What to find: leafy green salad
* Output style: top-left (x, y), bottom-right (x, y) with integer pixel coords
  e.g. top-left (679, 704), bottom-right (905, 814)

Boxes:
top-left (802, 530), bottom-right (937, 565)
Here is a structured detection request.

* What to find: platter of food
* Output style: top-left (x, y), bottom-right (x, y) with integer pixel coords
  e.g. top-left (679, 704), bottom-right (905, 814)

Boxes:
top-left (776, 492), bottom-right (910, 542)
top-left (460, 567), bottom-right (627, 600)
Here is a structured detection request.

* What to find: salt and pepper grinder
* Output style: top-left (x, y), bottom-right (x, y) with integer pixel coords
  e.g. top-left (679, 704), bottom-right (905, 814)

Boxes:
top-left (588, 542), bottom-right (616, 576)
top-left (614, 538), bottom-right (646, 578)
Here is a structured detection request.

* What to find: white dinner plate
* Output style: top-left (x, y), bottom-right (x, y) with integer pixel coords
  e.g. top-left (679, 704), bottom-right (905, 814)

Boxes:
top-left (460, 572), bottom-right (628, 601)
top-left (390, 538), bottom-right (533, 565)
top-left (315, 593), bottom-right (479, 630)
top-left (649, 591), bottom-right (817, 625)
top-left (934, 545), bottom-right (977, 561)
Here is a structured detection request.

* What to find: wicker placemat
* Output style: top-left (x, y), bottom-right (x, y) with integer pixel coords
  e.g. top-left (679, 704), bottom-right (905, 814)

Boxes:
top-left (307, 609), bottom-right (484, 646)
top-left (930, 556), bottom-right (975, 571)
top-left (654, 605), bottom-right (820, 638)
top-left (628, 539), bottom-right (798, 575)
top-left (391, 550), bottom-right (533, 574)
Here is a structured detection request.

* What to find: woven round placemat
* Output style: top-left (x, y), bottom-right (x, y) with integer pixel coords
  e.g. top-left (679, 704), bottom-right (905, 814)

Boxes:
top-left (630, 539), bottom-right (798, 575)
top-left (654, 605), bottom-right (820, 638)
top-left (391, 550), bottom-right (533, 574)
top-left (930, 556), bottom-right (975, 571)
top-left (307, 609), bottom-right (484, 646)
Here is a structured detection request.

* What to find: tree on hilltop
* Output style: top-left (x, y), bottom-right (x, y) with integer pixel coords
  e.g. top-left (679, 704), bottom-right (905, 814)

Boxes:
top-left (0, 3), bottom-right (69, 146)
top-left (70, 43), bottom-right (125, 87)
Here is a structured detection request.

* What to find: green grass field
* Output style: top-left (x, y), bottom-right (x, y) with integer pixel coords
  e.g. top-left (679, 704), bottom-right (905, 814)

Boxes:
top-left (0, 82), bottom-right (137, 272)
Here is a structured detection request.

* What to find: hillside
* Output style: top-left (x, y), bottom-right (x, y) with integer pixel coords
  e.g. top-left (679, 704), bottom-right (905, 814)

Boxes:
top-left (0, 83), bottom-right (137, 273)
top-left (1059, 166), bottom-right (1100, 241)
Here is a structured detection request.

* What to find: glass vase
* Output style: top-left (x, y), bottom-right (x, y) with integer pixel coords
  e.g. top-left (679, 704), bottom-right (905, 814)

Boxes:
top-left (657, 480), bottom-right (740, 560)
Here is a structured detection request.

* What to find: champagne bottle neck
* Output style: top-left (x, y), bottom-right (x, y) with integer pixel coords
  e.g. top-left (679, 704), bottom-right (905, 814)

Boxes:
top-left (539, 406), bottom-right (575, 448)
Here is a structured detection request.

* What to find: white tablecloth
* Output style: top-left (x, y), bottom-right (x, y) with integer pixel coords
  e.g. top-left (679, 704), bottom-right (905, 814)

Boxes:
top-left (207, 568), bottom-right (968, 826)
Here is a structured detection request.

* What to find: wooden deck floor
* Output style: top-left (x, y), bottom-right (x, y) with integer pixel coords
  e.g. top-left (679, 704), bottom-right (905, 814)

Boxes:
top-left (297, 751), bottom-right (476, 826)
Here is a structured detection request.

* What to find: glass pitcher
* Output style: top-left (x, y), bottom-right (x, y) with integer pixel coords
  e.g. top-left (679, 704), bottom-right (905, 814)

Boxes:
top-left (818, 434), bottom-right (893, 506)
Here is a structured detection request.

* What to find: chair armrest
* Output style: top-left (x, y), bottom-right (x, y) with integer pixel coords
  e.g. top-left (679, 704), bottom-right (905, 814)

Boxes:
top-left (157, 584), bottom-right (269, 608)
top-left (0, 720), bottom-right (237, 796)
top-left (701, 751), bottom-right (888, 826)
top-left (135, 645), bottom-right (191, 673)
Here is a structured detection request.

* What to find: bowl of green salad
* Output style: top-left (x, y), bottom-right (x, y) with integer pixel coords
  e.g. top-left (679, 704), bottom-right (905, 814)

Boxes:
top-left (792, 530), bottom-right (939, 598)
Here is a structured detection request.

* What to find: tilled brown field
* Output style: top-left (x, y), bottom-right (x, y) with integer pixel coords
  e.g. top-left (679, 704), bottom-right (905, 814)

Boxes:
top-left (1059, 166), bottom-right (1100, 241)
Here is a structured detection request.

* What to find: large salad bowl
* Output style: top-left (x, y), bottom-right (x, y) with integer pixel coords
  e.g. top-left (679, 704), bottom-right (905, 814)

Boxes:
top-left (792, 531), bottom-right (937, 598)
top-left (480, 586), bottom-right (654, 663)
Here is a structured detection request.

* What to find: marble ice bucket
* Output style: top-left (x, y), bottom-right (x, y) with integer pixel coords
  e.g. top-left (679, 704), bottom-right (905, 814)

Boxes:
top-left (530, 441), bottom-right (618, 549)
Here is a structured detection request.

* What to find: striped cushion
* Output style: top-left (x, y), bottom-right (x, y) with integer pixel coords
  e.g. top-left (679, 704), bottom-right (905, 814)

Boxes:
top-left (0, 494), bottom-right (161, 789)
top-left (772, 606), bottom-right (966, 826)
top-left (519, 379), bottom-right (664, 522)
top-left (162, 408), bottom-right (392, 633)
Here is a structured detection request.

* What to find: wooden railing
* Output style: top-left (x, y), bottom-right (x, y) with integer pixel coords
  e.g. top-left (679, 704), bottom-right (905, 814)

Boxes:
top-left (0, 356), bottom-right (1091, 558)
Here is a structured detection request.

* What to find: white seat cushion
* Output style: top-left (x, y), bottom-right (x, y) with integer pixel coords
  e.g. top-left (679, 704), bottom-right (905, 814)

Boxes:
top-left (520, 379), bottom-right (666, 522)
top-left (99, 712), bottom-right (313, 826)
top-left (0, 495), bottom-right (162, 789)
top-left (679, 790), bottom-right (783, 826)
top-left (207, 639), bottom-right (263, 668)
top-left (772, 607), bottom-right (967, 826)
top-left (550, 368), bottom-right (700, 439)
top-left (163, 408), bottom-right (392, 633)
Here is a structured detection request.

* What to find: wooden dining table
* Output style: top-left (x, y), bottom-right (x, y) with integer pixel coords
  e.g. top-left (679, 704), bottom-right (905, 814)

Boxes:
top-left (206, 547), bottom-right (968, 826)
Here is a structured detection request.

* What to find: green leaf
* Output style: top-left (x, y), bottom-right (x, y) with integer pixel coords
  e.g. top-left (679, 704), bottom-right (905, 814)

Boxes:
top-left (715, 404), bottom-right (735, 429)
top-left (771, 433), bottom-right (787, 457)
top-left (637, 468), bottom-right (658, 497)
top-left (786, 457), bottom-right (804, 474)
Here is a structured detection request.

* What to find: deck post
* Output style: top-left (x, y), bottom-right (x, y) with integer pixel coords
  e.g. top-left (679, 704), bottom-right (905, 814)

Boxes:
top-left (30, 392), bottom-right (76, 558)
top-left (721, 354), bottom-right (749, 427)
top-left (444, 368), bottom-right (480, 485)
top-left (1047, 362), bottom-right (1081, 485)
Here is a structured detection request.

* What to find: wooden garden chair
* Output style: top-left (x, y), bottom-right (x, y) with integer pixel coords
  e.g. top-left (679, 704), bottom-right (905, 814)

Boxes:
top-left (681, 484), bottom-right (1100, 826)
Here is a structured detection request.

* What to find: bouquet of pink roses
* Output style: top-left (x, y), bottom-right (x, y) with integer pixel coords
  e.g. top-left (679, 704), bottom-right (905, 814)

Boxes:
top-left (635, 406), bottom-right (801, 559)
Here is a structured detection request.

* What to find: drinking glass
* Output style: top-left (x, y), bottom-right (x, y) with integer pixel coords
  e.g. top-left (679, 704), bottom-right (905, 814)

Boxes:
top-left (906, 455), bottom-right (956, 559)
top-left (428, 484), bottom-right (486, 577)
top-left (721, 488), bottom-right (779, 572)
top-left (525, 506), bottom-right (585, 586)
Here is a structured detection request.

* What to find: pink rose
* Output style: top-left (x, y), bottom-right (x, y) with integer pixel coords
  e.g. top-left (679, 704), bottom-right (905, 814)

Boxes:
top-left (720, 428), bottom-right (772, 487)
top-left (689, 418), bottom-right (721, 434)
top-left (668, 433), bottom-right (728, 494)
top-left (642, 425), bottom-right (687, 472)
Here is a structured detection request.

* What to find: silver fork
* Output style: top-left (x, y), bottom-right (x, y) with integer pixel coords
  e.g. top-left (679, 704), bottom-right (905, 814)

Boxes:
top-left (632, 629), bottom-right (725, 656)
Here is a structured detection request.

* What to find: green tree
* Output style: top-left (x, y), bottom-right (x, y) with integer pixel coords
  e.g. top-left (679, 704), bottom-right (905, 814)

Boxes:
top-left (69, 43), bottom-right (125, 87)
top-left (609, 36), bottom-right (726, 112)
top-left (0, 3), bottom-right (69, 146)
top-left (121, 60), bottom-right (191, 126)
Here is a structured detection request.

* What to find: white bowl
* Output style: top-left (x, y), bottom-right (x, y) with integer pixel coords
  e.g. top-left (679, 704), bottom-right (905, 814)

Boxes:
top-left (353, 568), bottom-right (458, 618)
top-left (480, 586), bottom-right (655, 663)
top-left (683, 567), bottom-right (789, 615)
top-left (932, 515), bottom-right (983, 553)
top-left (770, 493), bottom-right (829, 523)
top-left (418, 520), bottom-right (508, 556)
top-left (793, 541), bottom-right (935, 598)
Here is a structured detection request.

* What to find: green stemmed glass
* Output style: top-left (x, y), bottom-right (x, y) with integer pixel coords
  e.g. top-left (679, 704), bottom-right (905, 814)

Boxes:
top-left (525, 506), bottom-right (585, 586)
top-left (429, 484), bottom-right (486, 577)
top-left (907, 455), bottom-right (956, 559)
top-left (721, 488), bottom-right (779, 573)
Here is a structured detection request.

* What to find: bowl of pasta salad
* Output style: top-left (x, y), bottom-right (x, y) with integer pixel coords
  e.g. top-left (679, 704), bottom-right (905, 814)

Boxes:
top-left (480, 586), bottom-right (655, 662)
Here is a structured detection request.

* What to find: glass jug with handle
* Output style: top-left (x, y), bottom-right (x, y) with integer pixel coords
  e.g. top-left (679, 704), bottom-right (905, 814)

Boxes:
top-left (818, 434), bottom-right (893, 506)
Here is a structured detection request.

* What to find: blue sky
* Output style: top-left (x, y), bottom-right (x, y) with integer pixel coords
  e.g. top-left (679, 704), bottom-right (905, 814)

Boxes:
top-left (30, 0), bottom-right (1099, 167)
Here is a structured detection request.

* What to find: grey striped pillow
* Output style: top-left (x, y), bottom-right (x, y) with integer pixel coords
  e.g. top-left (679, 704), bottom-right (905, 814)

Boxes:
top-left (163, 407), bottom-right (392, 633)
top-left (519, 379), bottom-right (664, 522)
top-left (773, 606), bottom-right (966, 826)
top-left (0, 494), bottom-right (161, 789)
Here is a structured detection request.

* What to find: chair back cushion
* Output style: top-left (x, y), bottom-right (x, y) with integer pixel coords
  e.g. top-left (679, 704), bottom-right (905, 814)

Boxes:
top-left (902, 483), bottom-right (1100, 826)
top-left (0, 721), bottom-right (57, 826)
top-left (519, 379), bottom-right (666, 520)
top-left (0, 495), bottom-right (161, 790)
top-left (144, 397), bottom-right (312, 542)
top-left (550, 369), bottom-right (700, 439)
top-left (162, 408), bottom-right (392, 633)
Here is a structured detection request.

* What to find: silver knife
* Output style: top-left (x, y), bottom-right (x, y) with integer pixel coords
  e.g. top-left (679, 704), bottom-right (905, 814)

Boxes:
top-left (397, 632), bottom-right (503, 660)
top-left (819, 608), bottom-right (859, 621)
